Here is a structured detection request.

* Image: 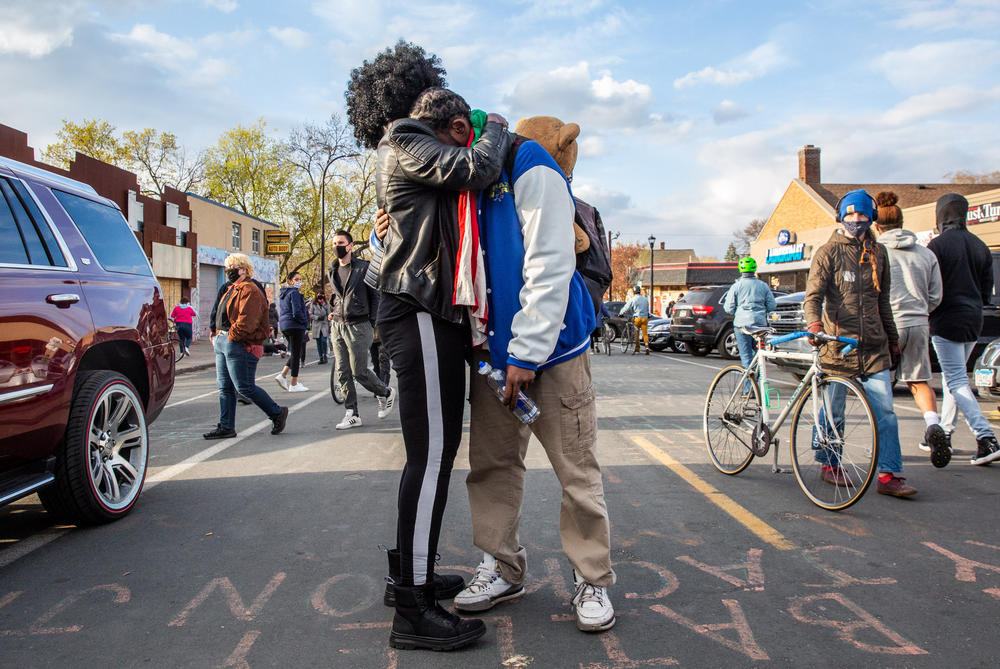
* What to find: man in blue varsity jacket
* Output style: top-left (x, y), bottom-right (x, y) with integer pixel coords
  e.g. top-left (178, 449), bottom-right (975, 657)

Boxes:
top-left (453, 123), bottom-right (616, 633)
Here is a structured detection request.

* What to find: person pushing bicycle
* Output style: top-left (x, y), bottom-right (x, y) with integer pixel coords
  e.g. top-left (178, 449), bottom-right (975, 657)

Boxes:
top-left (803, 189), bottom-right (916, 498)
top-left (619, 285), bottom-right (651, 354)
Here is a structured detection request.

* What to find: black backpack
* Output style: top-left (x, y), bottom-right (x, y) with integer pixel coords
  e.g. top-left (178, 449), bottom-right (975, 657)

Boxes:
top-left (504, 135), bottom-right (613, 314)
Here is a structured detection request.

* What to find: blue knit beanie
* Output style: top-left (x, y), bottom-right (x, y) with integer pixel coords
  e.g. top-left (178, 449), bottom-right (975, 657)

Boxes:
top-left (839, 189), bottom-right (877, 222)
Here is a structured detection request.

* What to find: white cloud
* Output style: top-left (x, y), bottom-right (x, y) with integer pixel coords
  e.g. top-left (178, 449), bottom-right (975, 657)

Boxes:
top-left (110, 23), bottom-right (239, 89)
top-left (874, 39), bottom-right (1000, 93)
top-left (505, 61), bottom-right (658, 130)
top-left (112, 23), bottom-right (198, 61)
top-left (0, 1), bottom-right (85, 58)
top-left (203, 0), bottom-right (238, 12)
top-left (713, 100), bottom-right (751, 124)
top-left (578, 135), bottom-right (606, 158)
top-left (881, 84), bottom-right (1000, 125)
top-left (573, 183), bottom-right (632, 212)
top-left (268, 27), bottom-right (311, 50)
top-left (674, 40), bottom-right (788, 89)
top-left (890, 0), bottom-right (1000, 31)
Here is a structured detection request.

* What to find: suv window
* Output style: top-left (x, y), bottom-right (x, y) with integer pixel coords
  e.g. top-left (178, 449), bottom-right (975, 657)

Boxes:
top-left (53, 189), bottom-right (152, 276)
top-left (0, 178), bottom-right (67, 267)
top-left (679, 289), bottom-right (717, 305)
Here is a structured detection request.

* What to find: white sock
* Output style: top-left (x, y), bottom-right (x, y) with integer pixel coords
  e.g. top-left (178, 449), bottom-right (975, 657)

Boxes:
top-left (923, 411), bottom-right (940, 427)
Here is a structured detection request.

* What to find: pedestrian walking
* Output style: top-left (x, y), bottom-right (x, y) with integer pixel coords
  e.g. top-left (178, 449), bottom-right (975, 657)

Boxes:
top-left (276, 272), bottom-right (309, 392)
top-left (327, 229), bottom-right (395, 429)
top-left (349, 43), bottom-right (507, 650)
top-left (619, 286), bottom-right (651, 353)
top-left (873, 192), bottom-right (948, 465)
top-left (310, 294), bottom-right (331, 363)
top-left (203, 253), bottom-right (287, 440)
top-left (803, 189), bottom-right (916, 497)
top-left (169, 295), bottom-right (197, 355)
top-left (723, 257), bottom-right (776, 374)
top-left (927, 193), bottom-right (1000, 466)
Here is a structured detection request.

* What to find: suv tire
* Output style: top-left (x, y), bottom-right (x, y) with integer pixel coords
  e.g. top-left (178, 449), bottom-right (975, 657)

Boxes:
top-left (39, 371), bottom-right (148, 525)
top-left (718, 326), bottom-right (740, 360)
top-left (688, 343), bottom-right (710, 357)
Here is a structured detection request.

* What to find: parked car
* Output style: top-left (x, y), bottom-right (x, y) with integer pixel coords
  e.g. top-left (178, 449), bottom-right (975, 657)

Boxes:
top-left (670, 285), bottom-right (787, 359)
top-left (973, 337), bottom-right (1000, 396)
top-left (648, 317), bottom-right (685, 353)
top-left (602, 300), bottom-right (628, 341)
top-left (0, 156), bottom-right (174, 524)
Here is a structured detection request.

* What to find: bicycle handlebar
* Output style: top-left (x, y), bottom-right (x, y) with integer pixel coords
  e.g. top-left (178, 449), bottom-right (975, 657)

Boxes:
top-left (766, 330), bottom-right (858, 356)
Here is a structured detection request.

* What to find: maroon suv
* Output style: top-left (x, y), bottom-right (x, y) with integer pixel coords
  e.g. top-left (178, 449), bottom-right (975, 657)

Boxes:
top-left (0, 156), bottom-right (173, 524)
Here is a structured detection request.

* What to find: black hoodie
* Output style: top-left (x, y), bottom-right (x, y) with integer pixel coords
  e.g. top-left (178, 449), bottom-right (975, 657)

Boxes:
top-left (927, 194), bottom-right (993, 341)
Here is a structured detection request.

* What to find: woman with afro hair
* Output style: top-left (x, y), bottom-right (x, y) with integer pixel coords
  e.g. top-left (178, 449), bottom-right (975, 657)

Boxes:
top-left (346, 40), bottom-right (509, 651)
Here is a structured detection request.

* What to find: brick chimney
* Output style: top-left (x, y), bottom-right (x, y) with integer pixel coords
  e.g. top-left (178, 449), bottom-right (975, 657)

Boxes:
top-left (798, 144), bottom-right (820, 184)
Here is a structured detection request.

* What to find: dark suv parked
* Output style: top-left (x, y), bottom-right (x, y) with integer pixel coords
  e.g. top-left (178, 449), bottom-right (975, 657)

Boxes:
top-left (0, 156), bottom-right (173, 524)
top-left (670, 285), bottom-right (786, 358)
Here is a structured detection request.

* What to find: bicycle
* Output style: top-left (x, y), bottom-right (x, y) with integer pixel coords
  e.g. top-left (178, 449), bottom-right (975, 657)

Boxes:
top-left (703, 327), bottom-right (878, 511)
top-left (618, 319), bottom-right (637, 354)
top-left (167, 323), bottom-right (187, 363)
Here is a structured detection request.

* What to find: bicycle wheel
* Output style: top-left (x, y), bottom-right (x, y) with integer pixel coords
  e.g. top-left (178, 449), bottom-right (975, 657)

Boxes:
top-left (619, 325), bottom-right (633, 353)
top-left (329, 364), bottom-right (345, 404)
top-left (789, 375), bottom-right (878, 511)
top-left (704, 365), bottom-right (760, 475)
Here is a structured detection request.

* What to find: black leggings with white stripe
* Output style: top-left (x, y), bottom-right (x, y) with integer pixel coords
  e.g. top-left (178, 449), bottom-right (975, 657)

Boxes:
top-left (379, 311), bottom-right (469, 587)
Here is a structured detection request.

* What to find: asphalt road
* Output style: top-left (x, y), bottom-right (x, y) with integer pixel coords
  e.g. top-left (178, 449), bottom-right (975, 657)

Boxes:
top-left (2, 349), bottom-right (999, 668)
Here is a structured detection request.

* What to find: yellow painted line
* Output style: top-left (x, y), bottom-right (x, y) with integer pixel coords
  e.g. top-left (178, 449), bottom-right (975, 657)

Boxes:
top-left (629, 434), bottom-right (796, 551)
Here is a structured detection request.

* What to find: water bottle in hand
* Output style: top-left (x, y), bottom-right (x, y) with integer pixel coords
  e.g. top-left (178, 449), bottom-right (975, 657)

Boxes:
top-left (477, 361), bottom-right (541, 425)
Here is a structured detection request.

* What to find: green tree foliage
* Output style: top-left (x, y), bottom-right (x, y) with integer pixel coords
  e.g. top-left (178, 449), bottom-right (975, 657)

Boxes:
top-left (203, 119), bottom-right (292, 221)
top-left (724, 242), bottom-right (739, 261)
top-left (42, 118), bottom-right (123, 168)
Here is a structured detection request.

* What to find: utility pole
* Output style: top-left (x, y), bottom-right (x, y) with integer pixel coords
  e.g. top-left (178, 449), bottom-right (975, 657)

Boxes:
top-left (648, 234), bottom-right (656, 314)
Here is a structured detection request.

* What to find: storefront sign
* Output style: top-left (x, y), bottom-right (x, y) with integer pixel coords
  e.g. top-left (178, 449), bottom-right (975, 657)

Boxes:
top-left (968, 201), bottom-right (1000, 225)
top-left (777, 229), bottom-right (794, 245)
top-left (766, 242), bottom-right (805, 264)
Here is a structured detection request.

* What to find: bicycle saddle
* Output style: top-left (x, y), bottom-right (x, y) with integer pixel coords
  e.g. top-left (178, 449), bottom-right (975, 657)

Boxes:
top-left (741, 325), bottom-right (776, 337)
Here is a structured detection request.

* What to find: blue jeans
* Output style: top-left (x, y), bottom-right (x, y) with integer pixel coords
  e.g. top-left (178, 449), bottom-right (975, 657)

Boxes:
top-left (215, 334), bottom-right (281, 430)
top-left (734, 329), bottom-right (757, 392)
top-left (814, 369), bottom-right (902, 474)
top-left (176, 322), bottom-right (192, 352)
top-left (315, 335), bottom-right (329, 359)
top-left (931, 336), bottom-right (993, 440)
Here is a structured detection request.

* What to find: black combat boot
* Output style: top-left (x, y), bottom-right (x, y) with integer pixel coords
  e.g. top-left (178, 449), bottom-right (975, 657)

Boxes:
top-left (384, 548), bottom-right (465, 606)
top-left (389, 582), bottom-right (486, 651)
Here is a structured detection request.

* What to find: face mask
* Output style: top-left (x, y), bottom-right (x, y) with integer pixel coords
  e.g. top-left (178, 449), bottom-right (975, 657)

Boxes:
top-left (227, 268), bottom-right (242, 282)
top-left (293, 281), bottom-right (303, 289)
top-left (842, 219), bottom-right (872, 238)
top-left (334, 245), bottom-right (349, 259)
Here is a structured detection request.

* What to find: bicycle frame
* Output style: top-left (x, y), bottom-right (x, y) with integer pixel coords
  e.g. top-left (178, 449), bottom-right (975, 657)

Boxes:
top-left (720, 330), bottom-right (856, 473)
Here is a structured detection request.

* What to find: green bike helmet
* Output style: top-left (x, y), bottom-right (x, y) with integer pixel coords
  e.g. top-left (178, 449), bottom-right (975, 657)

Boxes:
top-left (738, 256), bottom-right (757, 273)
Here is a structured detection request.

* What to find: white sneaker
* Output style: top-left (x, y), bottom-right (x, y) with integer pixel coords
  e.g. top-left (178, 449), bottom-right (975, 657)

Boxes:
top-left (275, 374), bottom-right (289, 391)
top-left (572, 570), bottom-right (615, 632)
top-left (454, 553), bottom-right (524, 612)
top-left (336, 410), bottom-right (362, 430)
top-left (378, 387), bottom-right (397, 419)
top-left (288, 383), bottom-right (309, 393)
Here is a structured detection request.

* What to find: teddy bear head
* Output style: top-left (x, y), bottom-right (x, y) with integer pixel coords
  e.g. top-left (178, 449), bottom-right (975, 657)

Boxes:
top-left (513, 116), bottom-right (581, 179)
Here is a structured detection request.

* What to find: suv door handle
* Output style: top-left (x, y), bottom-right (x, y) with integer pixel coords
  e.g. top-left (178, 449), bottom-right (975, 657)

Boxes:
top-left (46, 293), bottom-right (80, 307)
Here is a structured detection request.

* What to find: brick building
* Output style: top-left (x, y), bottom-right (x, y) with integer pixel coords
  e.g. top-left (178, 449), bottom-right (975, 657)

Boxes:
top-left (750, 145), bottom-right (1000, 292)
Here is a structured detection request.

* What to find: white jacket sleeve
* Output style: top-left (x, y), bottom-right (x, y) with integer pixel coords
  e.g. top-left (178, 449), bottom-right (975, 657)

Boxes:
top-left (507, 164), bottom-right (577, 366)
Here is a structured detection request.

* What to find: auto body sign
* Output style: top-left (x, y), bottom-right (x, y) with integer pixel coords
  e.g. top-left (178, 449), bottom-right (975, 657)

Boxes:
top-left (968, 201), bottom-right (1000, 225)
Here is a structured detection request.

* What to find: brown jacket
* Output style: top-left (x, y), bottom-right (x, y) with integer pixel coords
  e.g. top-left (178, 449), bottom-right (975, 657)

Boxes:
top-left (225, 280), bottom-right (270, 345)
top-left (803, 228), bottom-right (898, 377)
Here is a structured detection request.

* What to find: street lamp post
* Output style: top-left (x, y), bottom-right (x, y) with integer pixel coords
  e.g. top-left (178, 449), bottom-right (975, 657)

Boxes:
top-left (648, 234), bottom-right (656, 314)
top-left (319, 157), bottom-right (334, 290)
top-left (607, 230), bottom-right (620, 299)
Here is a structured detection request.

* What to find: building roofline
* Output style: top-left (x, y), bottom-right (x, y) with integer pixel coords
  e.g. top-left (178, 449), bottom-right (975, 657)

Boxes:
top-left (793, 178), bottom-right (838, 217)
top-left (186, 192), bottom-right (280, 227)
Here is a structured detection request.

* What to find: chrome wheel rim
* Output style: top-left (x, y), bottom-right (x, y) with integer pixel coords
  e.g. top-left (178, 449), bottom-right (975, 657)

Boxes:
top-left (725, 332), bottom-right (739, 357)
top-left (88, 385), bottom-right (147, 511)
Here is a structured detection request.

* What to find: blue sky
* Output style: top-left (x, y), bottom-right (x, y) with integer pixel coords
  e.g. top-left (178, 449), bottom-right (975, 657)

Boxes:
top-left (2, 0), bottom-right (999, 257)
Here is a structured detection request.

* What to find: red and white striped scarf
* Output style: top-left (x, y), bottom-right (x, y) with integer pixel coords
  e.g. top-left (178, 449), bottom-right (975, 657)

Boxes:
top-left (453, 132), bottom-right (489, 346)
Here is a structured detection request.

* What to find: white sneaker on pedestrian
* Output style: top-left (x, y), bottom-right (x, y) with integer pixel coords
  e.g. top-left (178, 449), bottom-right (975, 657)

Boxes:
top-left (454, 553), bottom-right (524, 612)
top-left (275, 374), bottom-right (289, 391)
top-left (378, 387), bottom-right (397, 419)
top-left (288, 383), bottom-right (309, 393)
top-left (572, 570), bottom-right (615, 632)
top-left (336, 410), bottom-right (362, 430)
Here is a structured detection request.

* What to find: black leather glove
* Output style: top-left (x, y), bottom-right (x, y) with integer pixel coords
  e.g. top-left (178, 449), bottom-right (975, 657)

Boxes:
top-left (889, 341), bottom-right (901, 370)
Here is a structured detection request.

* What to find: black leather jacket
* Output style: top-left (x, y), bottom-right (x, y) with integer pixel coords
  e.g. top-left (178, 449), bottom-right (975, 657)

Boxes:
top-left (375, 117), bottom-right (508, 323)
top-left (328, 256), bottom-right (377, 324)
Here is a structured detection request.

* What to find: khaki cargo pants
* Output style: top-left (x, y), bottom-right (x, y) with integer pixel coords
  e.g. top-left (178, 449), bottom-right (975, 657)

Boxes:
top-left (466, 349), bottom-right (615, 587)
